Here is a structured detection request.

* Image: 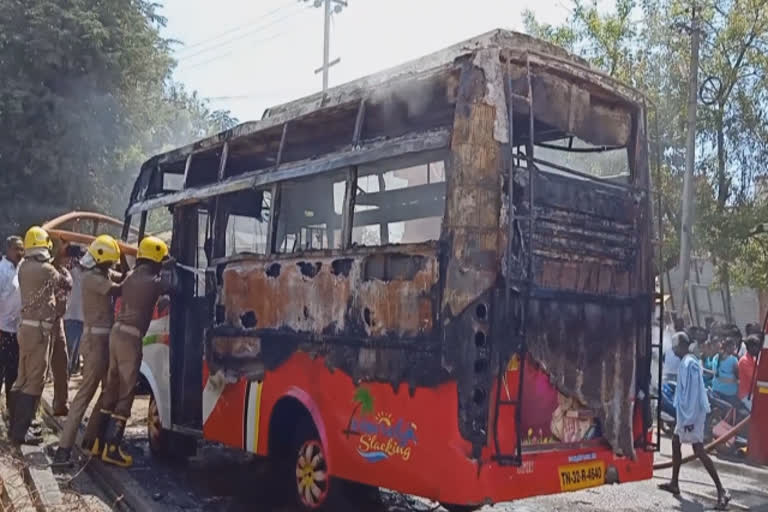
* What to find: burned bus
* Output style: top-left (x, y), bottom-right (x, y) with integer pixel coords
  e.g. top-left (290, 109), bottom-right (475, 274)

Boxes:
top-left (123, 29), bottom-right (654, 509)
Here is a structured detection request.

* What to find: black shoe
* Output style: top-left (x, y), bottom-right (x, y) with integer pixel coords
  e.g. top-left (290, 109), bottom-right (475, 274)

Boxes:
top-left (51, 447), bottom-right (72, 468)
top-left (9, 393), bottom-right (42, 445)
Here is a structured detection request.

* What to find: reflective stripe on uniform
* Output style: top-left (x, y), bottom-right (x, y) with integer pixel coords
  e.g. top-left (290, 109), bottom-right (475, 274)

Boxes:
top-left (115, 323), bottom-right (141, 339)
top-left (84, 326), bottom-right (111, 335)
top-left (21, 319), bottom-right (52, 330)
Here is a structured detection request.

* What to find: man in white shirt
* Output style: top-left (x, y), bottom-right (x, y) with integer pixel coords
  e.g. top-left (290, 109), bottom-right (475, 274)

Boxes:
top-left (662, 327), bottom-right (681, 382)
top-left (63, 246), bottom-right (85, 375)
top-left (0, 236), bottom-right (24, 414)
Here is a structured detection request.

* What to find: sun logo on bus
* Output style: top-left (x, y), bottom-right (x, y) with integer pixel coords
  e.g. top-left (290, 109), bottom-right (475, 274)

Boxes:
top-left (375, 411), bottom-right (393, 426)
top-left (344, 386), bottom-right (418, 464)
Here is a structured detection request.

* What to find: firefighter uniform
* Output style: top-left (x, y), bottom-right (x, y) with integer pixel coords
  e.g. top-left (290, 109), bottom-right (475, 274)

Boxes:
top-left (9, 227), bottom-right (71, 445)
top-left (100, 236), bottom-right (171, 467)
top-left (50, 318), bottom-right (69, 415)
top-left (54, 236), bottom-right (122, 464)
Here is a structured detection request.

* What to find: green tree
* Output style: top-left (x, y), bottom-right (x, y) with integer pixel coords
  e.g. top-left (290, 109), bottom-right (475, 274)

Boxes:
top-left (0, 0), bottom-right (237, 237)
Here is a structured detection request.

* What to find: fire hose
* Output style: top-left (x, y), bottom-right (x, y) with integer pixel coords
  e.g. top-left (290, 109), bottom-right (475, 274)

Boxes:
top-left (653, 415), bottom-right (751, 470)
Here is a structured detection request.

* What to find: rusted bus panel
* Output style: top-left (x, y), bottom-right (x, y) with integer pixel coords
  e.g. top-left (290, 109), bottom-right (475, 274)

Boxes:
top-left (442, 55), bottom-right (504, 318)
top-left (508, 64), bottom-right (634, 148)
top-left (218, 247), bottom-right (440, 339)
top-left (515, 170), bottom-right (645, 296)
top-left (525, 298), bottom-right (644, 457)
top-left (501, 163), bottom-right (650, 460)
top-left (440, 53), bottom-right (506, 453)
top-left (498, 57), bottom-right (651, 458)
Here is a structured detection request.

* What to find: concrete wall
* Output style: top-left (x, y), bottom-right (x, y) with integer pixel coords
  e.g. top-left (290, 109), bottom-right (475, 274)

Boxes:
top-left (665, 258), bottom-right (760, 330)
top-left (664, 259), bottom-right (762, 331)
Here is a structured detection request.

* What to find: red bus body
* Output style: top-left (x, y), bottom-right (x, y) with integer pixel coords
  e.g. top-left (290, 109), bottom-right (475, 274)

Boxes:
top-left (202, 352), bottom-right (653, 505)
top-left (125, 30), bottom-right (655, 508)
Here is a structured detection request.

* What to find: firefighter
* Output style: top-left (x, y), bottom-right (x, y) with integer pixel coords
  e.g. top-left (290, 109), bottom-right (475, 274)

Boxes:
top-left (52, 235), bottom-right (123, 466)
top-left (9, 227), bottom-right (71, 445)
top-left (98, 236), bottom-right (173, 467)
top-left (50, 245), bottom-right (71, 416)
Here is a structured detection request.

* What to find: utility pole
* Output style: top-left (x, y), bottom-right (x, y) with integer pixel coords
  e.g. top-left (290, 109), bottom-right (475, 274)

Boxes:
top-left (676, 3), bottom-right (701, 319)
top-left (304, 0), bottom-right (347, 92)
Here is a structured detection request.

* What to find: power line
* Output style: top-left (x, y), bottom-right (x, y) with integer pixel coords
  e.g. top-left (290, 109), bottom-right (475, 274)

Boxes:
top-left (175, 3), bottom-right (307, 63)
top-left (174, 0), bottom-right (296, 57)
top-left (176, 28), bottom-right (294, 72)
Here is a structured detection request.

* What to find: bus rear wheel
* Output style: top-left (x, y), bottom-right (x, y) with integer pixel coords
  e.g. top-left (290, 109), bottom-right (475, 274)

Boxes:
top-left (277, 416), bottom-right (380, 510)
top-left (295, 439), bottom-right (329, 508)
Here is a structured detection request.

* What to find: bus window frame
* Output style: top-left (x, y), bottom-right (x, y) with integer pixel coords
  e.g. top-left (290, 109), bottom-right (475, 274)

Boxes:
top-left (203, 146), bottom-right (450, 268)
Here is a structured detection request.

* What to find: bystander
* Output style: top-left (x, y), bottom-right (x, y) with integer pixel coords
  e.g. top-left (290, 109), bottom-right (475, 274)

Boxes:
top-left (0, 236), bottom-right (24, 419)
top-left (63, 245), bottom-right (84, 375)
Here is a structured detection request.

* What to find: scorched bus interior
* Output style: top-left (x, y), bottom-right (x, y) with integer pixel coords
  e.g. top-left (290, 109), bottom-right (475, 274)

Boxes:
top-left (123, 30), bottom-right (652, 499)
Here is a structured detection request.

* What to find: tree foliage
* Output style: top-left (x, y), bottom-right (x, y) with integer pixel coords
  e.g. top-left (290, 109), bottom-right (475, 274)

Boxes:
top-left (524, 0), bottom-right (768, 297)
top-left (0, 0), bottom-right (237, 236)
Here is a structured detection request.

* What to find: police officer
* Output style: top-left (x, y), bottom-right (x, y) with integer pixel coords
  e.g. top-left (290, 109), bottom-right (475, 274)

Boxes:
top-left (52, 235), bottom-right (123, 466)
top-left (98, 236), bottom-right (173, 467)
top-left (9, 227), bottom-right (71, 445)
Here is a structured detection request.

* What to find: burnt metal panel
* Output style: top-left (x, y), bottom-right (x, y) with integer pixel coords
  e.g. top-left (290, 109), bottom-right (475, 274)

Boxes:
top-left (503, 162), bottom-right (650, 458)
top-left (205, 246), bottom-right (448, 393)
top-left (440, 55), bottom-right (505, 455)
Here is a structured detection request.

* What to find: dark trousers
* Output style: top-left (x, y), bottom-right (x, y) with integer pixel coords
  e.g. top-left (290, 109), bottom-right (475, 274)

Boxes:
top-left (0, 330), bottom-right (19, 411)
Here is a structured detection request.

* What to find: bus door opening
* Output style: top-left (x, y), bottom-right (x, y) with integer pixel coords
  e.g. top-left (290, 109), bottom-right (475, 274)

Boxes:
top-left (169, 205), bottom-right (211, 429)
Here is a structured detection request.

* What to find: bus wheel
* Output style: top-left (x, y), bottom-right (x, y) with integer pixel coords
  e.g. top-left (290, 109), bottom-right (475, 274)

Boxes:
top-left (147, 393), bottom-right (168, 457)
top-left (285, 419), bottom-right (379, 510)
top-left (147, 393), bottom-right (197, 461)
top-left (294, 439), bottom-right (330, 508)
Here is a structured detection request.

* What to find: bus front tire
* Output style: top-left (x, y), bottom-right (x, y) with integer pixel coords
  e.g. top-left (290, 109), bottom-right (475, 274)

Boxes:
top-left (147, 393), bottom-right (168, 457)
top-left (147, 393), bottom-right (196, 461)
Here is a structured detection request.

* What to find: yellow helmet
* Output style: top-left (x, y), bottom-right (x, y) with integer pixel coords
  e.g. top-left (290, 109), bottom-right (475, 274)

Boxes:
top-left (24, 226), bottom-right (51, 250)
top-left (88, 235), bottom-right (121, 265)
top-left (138, 236), bottom-right (169, 263)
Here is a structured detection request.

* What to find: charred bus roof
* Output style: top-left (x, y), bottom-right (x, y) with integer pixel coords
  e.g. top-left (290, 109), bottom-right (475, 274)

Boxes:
top-left (127, 28), bottom-right (646, 214)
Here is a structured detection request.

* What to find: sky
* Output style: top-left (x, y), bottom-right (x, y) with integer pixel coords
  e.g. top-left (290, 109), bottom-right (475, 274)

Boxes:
top-left (161, 0), bottom-right (575, 122)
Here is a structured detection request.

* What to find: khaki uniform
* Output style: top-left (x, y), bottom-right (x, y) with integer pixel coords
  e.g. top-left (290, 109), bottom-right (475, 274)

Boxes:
top-left (59, 269), bottom-right (120, 449)
top-left (50, 319), bottom-right (69, 413)
top-left (10, 258), bottom-right (70, 444)
top-left (12, 259), bottom-right (71, 396)
top-left (102, 265), bottom-right (169, 420)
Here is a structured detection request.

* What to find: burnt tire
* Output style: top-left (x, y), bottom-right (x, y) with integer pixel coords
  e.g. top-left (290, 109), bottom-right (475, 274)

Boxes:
top-left (147, 393), bottom-right (196, 461)
top-left (147, 393), bottom-right (168, 457)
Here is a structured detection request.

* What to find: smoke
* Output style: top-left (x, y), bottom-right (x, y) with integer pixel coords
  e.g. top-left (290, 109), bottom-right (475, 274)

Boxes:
top-left (368, 77), bottom-right (437, 127)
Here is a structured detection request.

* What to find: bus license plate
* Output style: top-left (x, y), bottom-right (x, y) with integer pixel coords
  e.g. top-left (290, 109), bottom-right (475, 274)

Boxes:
top-left (557, 460), bottom-right (605, 491)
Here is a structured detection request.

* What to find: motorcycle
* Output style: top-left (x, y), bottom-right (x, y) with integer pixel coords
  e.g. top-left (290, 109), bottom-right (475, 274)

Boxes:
top-left (707, 391), bottom-right (749, 455)
top-left (659, 380), bottom-right (677, 435)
